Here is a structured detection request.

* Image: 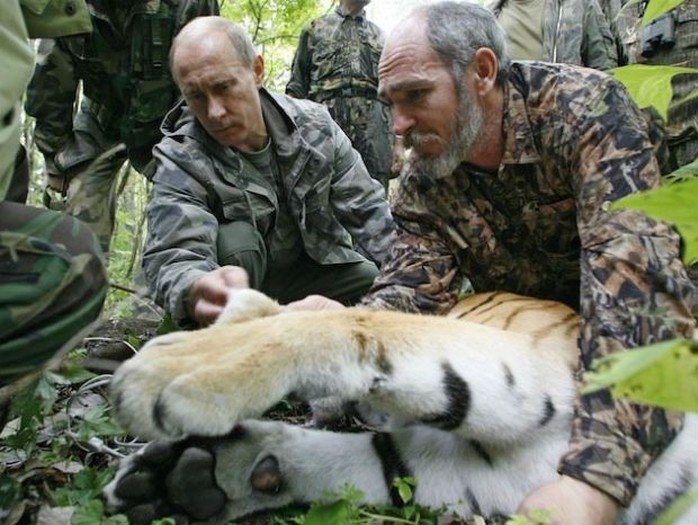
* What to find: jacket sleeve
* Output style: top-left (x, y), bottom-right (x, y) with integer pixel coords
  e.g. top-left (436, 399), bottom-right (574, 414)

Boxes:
top-left (142, 140), bottom-right (221, 327)
top-left (24, 38), bottom-right (80, 170)
top-left (556, 76), bottom-right (695, 505)
top-left (358, 173), bottom-right (465, 314)
top-left (582, 0), bottom-right (619, 70)
top-left (21, 0), bottom-right (92, 38)
top-left (285, 27), bottom-right (312, 98)
top-left (326, 119), bottom-right (397, 266)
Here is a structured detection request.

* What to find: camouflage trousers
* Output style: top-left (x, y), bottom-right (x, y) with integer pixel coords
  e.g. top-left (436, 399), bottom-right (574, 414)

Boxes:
top-left (323, 96), bottom-right (393, 190)
top-left (0, 202), bottom-right (108, 387)
top-left (45, 144), bottom-right (128, 255)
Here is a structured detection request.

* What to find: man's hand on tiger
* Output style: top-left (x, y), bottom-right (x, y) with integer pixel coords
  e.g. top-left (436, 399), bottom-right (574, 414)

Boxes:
top-left (517, 475), bottom-right (619, 525)
top-left (187, 266), bottom-right (250, 326)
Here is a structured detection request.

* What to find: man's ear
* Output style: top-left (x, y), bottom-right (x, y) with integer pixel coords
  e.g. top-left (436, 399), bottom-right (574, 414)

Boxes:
top-left (472, 47), bottom-right (499, 96)
top-left (254, 54), bottom-right (265, 87)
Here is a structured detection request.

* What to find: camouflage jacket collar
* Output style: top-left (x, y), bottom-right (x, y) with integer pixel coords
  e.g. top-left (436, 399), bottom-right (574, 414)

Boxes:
top-left (335, 5), bottom-right (367, 20)
top-left (161, 89), bottom-right (314, 190)
top-left (260, 88), bottom-right (301, 155)
top-left (500, 63), bottom-right (542, 166)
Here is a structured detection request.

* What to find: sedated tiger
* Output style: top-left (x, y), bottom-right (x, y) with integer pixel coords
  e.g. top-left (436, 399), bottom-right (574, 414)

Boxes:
top-left (104, 289), bottom-right (698, 525)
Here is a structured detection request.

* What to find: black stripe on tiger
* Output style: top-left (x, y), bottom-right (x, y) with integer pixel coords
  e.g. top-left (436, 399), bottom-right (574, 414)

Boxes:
top-left (464, 487), bottom-right (483, 516)
top-left (371, 432), bottom-right (414, 506)
top-left (420, 362), bottom-right (470, 430)
top-left (538, 395), bottom-right (556, 427)
top-left (153, 391), bottom-right (179, 436)
top-left (469, 439), bottom-right (494, 466)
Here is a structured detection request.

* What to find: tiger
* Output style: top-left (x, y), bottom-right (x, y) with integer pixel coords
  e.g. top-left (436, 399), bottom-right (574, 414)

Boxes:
top-left (104, 289), bottom-right (698, 525)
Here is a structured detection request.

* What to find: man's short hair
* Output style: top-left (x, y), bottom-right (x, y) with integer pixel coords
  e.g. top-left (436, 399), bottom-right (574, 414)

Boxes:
top-left (170, 16), bottom-right (258, 84)
top-left (415, 1), bottom-right (510, 87)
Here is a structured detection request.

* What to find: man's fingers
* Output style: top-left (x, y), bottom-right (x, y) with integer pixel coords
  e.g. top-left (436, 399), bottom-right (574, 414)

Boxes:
top-left (192, 301), bottom-right (224, 326)
top-left (218, 266), bottom-right (249, 289)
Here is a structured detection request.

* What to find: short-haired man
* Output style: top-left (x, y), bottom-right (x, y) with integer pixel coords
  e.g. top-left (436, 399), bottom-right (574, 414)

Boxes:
top-left (142, 16), bottom-right (396, 328)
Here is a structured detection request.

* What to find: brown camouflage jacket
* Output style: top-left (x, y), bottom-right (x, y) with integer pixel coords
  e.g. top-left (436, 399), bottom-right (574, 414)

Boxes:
top-left (144, 89), bottom-right (396, 325)
top-left (362, 61), bottom-right (697, 505)
top-left (489, 0), bottom-right (618, 69)
top-left (285, 5), bottom-right (384, 100)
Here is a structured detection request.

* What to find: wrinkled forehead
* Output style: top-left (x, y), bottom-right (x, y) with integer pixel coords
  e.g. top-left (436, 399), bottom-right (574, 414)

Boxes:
top-left (378, 18), bottom-right (446, 98)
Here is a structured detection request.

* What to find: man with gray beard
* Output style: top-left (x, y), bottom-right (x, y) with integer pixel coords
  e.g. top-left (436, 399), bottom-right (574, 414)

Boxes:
top-left (360, 2), bottom-right (696, 524)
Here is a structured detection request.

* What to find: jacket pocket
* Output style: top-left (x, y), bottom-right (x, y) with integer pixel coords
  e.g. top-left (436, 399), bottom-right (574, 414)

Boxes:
top-left (220, 188), bottom-right (276, 235)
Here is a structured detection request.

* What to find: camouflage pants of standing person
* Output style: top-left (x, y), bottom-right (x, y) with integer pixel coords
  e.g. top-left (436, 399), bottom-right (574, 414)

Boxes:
top-left (45, 143), bottom-right (128, 255)
top-left (324, 96), bottom-right (393, 190)
top-left (0, 201), bottom-right (108, 388)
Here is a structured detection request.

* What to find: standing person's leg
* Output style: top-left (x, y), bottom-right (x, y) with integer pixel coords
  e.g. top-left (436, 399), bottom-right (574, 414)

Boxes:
top-left (62, 145), bottom-right (128, 254)
top-left (0, 202), bottom-right (108, 387)
top-left (351, 98), bottom-right (393, 190)
top-left (6, 145), bottom-right (29, 204)
top-left (330, 98), bottom-right (392, 190)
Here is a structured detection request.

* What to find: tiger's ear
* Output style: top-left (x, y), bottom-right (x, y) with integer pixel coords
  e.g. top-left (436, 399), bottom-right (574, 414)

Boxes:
top-left (216, 289), bottom-right (282, 325)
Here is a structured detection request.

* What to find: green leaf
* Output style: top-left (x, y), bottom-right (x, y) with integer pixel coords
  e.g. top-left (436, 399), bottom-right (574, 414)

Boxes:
top-left (610, 175), bottom-right (698, 265)
top-left (642, 0), bottom-right (685, 26)
top-left (70, 499), bottom-right (105, 525)
top-left (54, 467), bottom-right (117, 507)
top-left (0, 475), bottom-right (21, 507)
top-left (303, 499), bottom-right (354, 525)
top-left (392, 476), bottom-right (416, 504)
top-left (76, 406), bottom-right (127, 441)
top-left (611, 64), bottom-right (698, 121)
top-left (582, 339), bottom-right (698, 412)
top-left (655, 489), bottom-right (698, 525)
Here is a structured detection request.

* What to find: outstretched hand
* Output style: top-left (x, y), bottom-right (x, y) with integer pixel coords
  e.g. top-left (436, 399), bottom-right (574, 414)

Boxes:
top-left (187, 266), bottom-right (250, 326)
top-left (517, 475), bottom-right (618, 525)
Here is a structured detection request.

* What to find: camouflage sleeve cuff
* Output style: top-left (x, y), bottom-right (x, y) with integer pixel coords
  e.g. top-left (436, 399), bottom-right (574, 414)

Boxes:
top-left (558, 421), bottom-right (653, 506)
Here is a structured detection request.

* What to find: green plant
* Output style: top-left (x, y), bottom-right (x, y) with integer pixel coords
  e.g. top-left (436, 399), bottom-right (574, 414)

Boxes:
top-left (505, 509), bottom-right (552, 525)
top-left (269, 478), bottom-right (449, 525)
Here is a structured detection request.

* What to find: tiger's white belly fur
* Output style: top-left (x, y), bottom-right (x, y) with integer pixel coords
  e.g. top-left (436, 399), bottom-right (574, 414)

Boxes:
top-left (105, 290), bottom-right (698, 525)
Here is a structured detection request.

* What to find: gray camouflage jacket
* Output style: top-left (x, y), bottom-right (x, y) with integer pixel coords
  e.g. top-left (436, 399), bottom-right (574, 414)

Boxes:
top-left (489, 0), bottom-right (618, 69)
top-left (362, 62), bottom-right (696, 505)
top-left (143, 88), bottom-right (396, 325)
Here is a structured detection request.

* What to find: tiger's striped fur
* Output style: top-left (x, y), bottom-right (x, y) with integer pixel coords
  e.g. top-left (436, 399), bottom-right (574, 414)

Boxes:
top-left (105, 289), bottom-right (698, 525)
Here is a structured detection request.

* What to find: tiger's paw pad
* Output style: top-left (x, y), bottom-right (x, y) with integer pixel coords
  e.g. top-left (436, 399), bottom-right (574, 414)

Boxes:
top-left (104, 439), bottom-right (226, 525)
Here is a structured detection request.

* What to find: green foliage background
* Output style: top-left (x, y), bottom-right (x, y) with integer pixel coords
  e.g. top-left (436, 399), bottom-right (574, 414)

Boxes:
top-left (219, 0), bottom-right (333, 91)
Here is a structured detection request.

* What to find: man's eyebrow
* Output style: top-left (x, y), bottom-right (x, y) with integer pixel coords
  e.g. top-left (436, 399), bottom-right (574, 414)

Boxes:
top-left (378, 78), bottom-right (431, 99)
